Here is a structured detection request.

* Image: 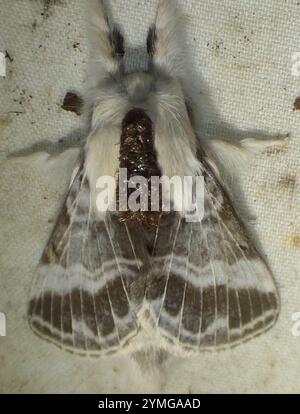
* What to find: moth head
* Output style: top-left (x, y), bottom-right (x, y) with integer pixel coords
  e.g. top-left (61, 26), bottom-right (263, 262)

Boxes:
top-left (123, 72), bottom-right (153, 103)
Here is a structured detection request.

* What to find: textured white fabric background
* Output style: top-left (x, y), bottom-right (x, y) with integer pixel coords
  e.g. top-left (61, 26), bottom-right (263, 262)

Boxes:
top-left (0, 0), bottom-right (300, 393)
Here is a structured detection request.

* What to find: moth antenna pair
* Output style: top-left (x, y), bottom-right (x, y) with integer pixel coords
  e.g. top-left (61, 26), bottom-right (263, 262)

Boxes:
top-left (89, 0), bottom-right (181, 79)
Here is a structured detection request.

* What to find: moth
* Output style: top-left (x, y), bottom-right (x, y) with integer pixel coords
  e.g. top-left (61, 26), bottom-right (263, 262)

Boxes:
top-left (28, 0), bottom-right (279, 357)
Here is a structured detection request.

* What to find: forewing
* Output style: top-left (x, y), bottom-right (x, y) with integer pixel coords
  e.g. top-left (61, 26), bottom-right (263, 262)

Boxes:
top-left (144, 165), bottom-right (279, 352)
top-left (28, 153), bottom-right (144, 356)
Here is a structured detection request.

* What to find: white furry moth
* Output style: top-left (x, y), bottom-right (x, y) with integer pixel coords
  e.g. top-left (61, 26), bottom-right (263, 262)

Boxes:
top-left (28, 0), bottom-right (279, 356)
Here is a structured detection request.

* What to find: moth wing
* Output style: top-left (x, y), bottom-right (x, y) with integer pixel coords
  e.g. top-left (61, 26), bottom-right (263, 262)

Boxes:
top-left (28, 152), bottom-right (144, 356)
top-left (144, 164), bottom-right (279, 351)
